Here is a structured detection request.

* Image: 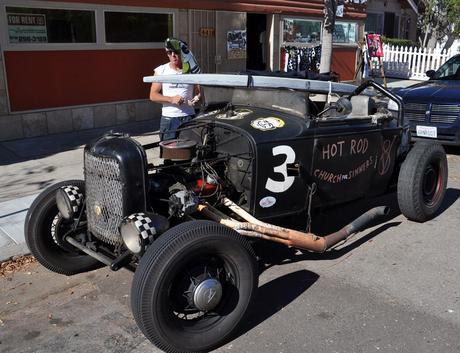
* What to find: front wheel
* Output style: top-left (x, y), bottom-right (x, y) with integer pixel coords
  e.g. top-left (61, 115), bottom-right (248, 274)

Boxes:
top-left (397, 142), bottom-right (448, 222)
top-left (131, 220), bottom-right (258, 353)
top-left (25, 180), bottom-right (102, 275)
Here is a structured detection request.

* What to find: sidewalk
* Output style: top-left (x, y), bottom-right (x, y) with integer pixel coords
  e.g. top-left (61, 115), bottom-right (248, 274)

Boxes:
top-left (0, 194), bottom-right (37, 260)
top-left (0, 120), bottom-right (160, 261)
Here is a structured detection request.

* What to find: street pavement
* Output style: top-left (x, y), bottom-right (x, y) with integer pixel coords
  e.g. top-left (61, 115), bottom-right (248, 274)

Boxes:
top-left (0, 151), bottom-right (459, 353)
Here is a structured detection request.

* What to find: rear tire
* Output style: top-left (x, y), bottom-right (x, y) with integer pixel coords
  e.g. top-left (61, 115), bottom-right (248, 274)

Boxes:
top-left (131, 220), bottom-right (258, 353)
top-left (397, 142), bottom-right (447, 222)
top-left (25, 180), bottom-right (102, 275)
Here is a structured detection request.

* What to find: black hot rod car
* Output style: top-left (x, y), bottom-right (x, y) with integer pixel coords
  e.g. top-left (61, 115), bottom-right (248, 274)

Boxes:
top-left (25, 74), bottom-right (447, 353)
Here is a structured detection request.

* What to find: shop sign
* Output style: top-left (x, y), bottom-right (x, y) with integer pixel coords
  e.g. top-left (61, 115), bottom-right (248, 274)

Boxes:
top-left (227, 30), bottom-right (246, 60)
top-left (7, 13), bottom-right (47, 43)
top-left (366, 33), bottom-right (384, 58)
top-left (199, 27), bottom-right (215, 37)
top-left (336, 4), bottom-right (344, 17)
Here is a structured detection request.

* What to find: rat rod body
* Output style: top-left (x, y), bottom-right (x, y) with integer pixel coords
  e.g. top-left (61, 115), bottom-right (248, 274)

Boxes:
top-left (25, 75), bottom-right (447, 353)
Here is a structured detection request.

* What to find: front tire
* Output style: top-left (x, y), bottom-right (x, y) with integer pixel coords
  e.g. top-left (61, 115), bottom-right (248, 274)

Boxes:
top-left (131, 220), bottom-right (258, 353)
top-left (397, 142), bottom-right (447, 222)
top-left (25, 180), bottom-right (102, 275)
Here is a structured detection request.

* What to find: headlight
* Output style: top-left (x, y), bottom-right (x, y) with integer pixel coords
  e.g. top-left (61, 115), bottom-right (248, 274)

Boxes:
top-left (120, 213), bottom-right (164, 254)
top-left (56, 185), bottom-right (83, 219)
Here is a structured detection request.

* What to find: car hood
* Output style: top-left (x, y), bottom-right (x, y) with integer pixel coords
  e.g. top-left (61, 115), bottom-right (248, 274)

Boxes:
top-left (395, 80), bottom-right (460, 103)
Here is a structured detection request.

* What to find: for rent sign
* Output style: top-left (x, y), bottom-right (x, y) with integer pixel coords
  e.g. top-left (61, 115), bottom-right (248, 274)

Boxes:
top-left (7, 13), bottom-right (47, 43)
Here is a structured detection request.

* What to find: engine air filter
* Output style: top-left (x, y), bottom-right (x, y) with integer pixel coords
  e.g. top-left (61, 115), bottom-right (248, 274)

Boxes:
top-left (159, 139), bottom-right (197, 161)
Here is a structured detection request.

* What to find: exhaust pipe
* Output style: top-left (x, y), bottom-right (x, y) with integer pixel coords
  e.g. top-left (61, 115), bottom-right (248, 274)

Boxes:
top-left (198, 199), bottom-right (389, 253)
top-left (322, 206), bottom-right (389, 250)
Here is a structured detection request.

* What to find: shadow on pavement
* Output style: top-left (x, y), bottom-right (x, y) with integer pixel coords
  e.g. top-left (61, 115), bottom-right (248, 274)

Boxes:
top-left (239, 269), bottom-right (319, 335)
top-left (437, 187), bottom-right (460, 215)
top-left (234, 192), bottom-right (403, 338)
top-left (0, 120), bottom-right (160, 166)
top-left (445, 146), bottom-right (460, 156)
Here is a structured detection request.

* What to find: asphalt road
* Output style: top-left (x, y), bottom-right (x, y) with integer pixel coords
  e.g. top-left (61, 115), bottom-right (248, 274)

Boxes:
top-left (1, 149), bottom-right (460, 353)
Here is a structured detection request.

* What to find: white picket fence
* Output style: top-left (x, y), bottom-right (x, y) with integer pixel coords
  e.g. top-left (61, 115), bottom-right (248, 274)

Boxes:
top-left (380, 44), bottom-right (460, 80)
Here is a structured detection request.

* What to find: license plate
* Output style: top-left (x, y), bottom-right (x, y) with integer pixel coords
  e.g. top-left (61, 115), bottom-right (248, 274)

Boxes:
top-left (416, 125), bottom-right (437, 138)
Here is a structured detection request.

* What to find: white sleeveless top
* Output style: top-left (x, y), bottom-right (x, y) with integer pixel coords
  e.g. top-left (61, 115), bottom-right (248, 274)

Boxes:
top-left (154, 63), bottom-right (195, 117)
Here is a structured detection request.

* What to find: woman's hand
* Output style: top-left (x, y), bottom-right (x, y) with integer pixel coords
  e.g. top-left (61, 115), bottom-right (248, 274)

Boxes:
top-left (170, 95), bottom-right (184, 105)
top-left (188, 94), bottom-right (201, 106)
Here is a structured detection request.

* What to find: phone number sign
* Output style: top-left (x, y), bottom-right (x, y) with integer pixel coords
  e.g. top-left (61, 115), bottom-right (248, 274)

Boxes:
top-left (7, 13), bottom-right (47, 43)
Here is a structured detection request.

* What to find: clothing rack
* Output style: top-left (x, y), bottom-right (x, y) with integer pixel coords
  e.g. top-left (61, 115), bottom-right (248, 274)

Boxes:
top-left (281, 44), bottom-right (322, 73)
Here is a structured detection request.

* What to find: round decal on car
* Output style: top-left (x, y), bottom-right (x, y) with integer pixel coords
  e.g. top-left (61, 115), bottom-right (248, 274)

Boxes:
top-left (250, 117), bottom-right (285, 131)
top-left (259, 196), bottom-right (276, 208)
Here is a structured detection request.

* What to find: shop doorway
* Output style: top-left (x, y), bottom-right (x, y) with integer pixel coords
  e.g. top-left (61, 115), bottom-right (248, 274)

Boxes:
top-left (246, 13), bottom-right (267, 71)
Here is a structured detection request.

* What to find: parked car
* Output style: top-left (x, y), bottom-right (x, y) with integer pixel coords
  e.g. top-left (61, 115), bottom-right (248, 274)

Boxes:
top-left (24, 74), bottom-right (448, 353)
top-left (396, 54), bottom-right (460, 145)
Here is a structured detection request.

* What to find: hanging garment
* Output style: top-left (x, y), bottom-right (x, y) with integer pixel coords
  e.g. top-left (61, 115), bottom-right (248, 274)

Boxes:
top-left (299, 48), bottom-right (311, 71)
top-left (313, 45), bottom-right (322, 71)
top-left (287, 48), bottom-right (299, 72)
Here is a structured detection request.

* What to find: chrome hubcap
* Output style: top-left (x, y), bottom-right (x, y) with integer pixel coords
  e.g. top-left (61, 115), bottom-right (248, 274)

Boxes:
top-left (192, 278), bottom-right (223, 311)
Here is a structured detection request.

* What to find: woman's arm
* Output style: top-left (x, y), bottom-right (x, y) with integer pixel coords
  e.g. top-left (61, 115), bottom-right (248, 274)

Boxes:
top-left (149, 71), bottom-right (184, 105)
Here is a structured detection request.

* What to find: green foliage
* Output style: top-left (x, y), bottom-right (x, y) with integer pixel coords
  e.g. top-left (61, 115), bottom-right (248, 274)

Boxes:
top-left (381, 36), bottom-right (417, 47)
top-left (418, 0), bottom-right (460, 46)
top-left (447, 0), bottom-right (460, 36)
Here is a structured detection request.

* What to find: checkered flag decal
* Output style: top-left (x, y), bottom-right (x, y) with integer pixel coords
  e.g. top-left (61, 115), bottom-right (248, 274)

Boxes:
top-left (127, 213), bottom-right (156, 239)
top-left (61, 185), bottom-right (83, 213)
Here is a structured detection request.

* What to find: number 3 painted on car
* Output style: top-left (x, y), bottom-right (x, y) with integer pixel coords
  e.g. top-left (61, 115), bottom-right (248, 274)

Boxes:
top-left (265, 145), bottom-right (296, 193)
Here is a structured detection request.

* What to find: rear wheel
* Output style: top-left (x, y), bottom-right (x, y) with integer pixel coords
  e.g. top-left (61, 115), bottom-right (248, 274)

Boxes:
top-left (397, 142), bottom-right (447, 222)
top-left (131, 220), bottom-right (258, 353)
top-left (25, 180), bottom-right (102, 275)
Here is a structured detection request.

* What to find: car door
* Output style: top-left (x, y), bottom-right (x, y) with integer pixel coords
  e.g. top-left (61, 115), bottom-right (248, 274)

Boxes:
top-left (310, 119), bottom-right (401, 207)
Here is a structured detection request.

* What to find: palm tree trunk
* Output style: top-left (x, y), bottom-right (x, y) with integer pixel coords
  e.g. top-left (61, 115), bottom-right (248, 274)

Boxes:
top-left (319, 28), bottom-right (333, 74)
top-left (319, 0), bottom-right (336, 74)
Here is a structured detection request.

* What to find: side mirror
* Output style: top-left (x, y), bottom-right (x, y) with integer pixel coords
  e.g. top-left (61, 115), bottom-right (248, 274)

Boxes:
top-left (317, 96), bottom-right (353, 117)
top-left (426, 70), bottom-right (436, 79)
top-left (335, 97), bottom-right (353, 115)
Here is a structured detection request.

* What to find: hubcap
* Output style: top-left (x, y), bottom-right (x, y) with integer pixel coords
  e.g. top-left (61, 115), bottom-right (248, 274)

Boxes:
top-left (423, 164), bottom-right (441, 204)
top-left (192, 278), bottom-right (223, 311)
top-left (423, 167), bottom-right (436, 195)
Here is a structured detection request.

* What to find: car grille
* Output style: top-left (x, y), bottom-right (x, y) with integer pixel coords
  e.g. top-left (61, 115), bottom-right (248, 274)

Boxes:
top-left (84, 152), bottom-right (124, 246)
top-left (404, 103), bottom-right (426, 122)
top-left (404, 102), bottom-right (459, 125)
top-left (430, 104), bottom-right (460, 124)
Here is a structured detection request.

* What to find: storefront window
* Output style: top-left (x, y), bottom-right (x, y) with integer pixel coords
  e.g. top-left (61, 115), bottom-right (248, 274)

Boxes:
top-left (105, 12), bottom-right (173, 43)
top-left (6, 7), bottom-right (96, 44)
top-left (365, 13), bottom-right (384, 34)
top-left (282, 18), bottom-right (321, 44)
top-left (333, 21), bottom-right (357, 44)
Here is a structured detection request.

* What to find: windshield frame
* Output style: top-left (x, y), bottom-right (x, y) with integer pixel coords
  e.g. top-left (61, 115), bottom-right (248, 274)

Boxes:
top-left (432, 55), bottom-right (460, 80)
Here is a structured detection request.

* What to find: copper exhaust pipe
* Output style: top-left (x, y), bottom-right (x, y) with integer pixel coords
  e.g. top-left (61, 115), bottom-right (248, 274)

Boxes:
top-left (322, 206), bottom-right (390, 250)
top-left (198, 202), bottom-right (389, 253)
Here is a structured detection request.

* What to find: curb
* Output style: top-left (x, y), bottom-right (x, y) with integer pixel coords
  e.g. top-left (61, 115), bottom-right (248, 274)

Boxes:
top-left (0, 194), bottom-right (37, 262)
